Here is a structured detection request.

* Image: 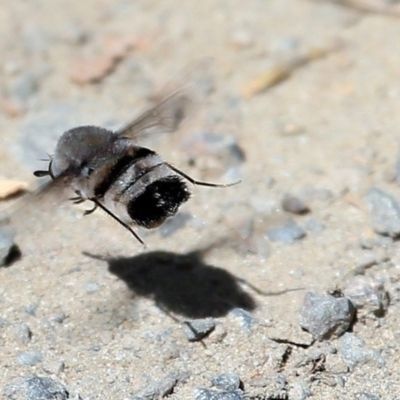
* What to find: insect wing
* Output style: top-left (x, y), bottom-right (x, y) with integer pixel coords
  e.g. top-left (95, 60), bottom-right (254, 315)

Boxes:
top-left (116, 58), bottom-right (213, 140)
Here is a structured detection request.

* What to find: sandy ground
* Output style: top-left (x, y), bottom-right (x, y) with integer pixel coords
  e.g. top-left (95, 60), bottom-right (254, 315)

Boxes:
top-left (1, 0), bottom-right (400, 399)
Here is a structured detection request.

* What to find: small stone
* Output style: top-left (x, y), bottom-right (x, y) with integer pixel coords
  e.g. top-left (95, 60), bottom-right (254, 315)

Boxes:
top-left (0, 179), bottom-right (28, 199)
top-left (195, 388), bottom-right (244, 400)
top-left (300, 292), bottom-right (355, 340)
top-left (4, 376), bottom-right (69, 400)
top-left (17, 351), bottom-right (43, 366)
top-left (304, 219), bottom-right (325, 232)
top-left (282, 195), bottom-right (310, 214)
top-left (266, 219), bottom-right (306, 245)
top-left (16, 323), bottom-right (32, 344)
top-left (182, 318), bottom-right (216, 341)
top-left (339, 332), bottom-right (383, 370)
top-left (208, 324), bottom-right (227, 343)
top-left (25, 304), bottom-right (39, 316)
top-left (357, 393), bottom-right (380, 400)
top-left (229, 308), bottom-right (256, 333)
top-left (0, 228), bottom-right (21, 267)
top-left (366, 188), bottom-right (400, 237)
top-left (85, 281), bottom-right (101, 294)
top-left (211, 374), bottom-right (241, 391)
top-left (51, 312), bottom-right (67, 324)
top-left (288, 381), bottom-right (312, 400)
top-left (131, 371), bottom-right (188, 400)
top-left (343, 275), bottom-right (389, 318)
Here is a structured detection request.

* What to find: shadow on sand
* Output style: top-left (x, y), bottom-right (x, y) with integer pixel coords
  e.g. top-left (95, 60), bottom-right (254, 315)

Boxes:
top-left (84, 248), bottom-right (256, 319)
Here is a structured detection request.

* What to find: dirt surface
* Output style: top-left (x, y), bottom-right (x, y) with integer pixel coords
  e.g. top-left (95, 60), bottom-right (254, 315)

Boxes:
top-left (1, 1), bottom-right (400, 399)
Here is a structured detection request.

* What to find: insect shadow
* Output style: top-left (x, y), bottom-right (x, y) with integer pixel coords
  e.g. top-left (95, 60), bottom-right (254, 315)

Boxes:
top-left (84, 248), bottom-right (256, 319)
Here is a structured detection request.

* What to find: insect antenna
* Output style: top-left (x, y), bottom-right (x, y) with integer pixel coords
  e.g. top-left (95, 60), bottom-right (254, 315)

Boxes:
top-left (166, 163), bottom-right (241, 188)
top-left (91, 199), bottom-right (145, 246)
top-left (33, 170), bottom-right (51, 177)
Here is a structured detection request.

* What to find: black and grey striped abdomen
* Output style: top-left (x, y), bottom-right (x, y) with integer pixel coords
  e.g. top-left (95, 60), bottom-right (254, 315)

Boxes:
top-left (127, 175), bottom-right (190, 228)
top-left (93, 146), bottom-right (190, 229)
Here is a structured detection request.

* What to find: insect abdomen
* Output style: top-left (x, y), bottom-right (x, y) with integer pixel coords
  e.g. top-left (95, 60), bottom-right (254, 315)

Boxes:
top-left (127, 176), bottom-right (190, 228)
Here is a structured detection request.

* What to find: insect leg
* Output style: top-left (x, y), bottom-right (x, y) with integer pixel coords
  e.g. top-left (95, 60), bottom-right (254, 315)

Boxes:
top-left (166, 163), bottom-right (241, 187)
top-left (83, 202), bottom-right (98, 215)
top-left (91, 199), bottom-right (145, 246)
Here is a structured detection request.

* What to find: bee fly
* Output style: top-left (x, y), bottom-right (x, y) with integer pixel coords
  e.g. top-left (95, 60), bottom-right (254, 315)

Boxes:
top-left (33, 87), bottom-right (239, 245)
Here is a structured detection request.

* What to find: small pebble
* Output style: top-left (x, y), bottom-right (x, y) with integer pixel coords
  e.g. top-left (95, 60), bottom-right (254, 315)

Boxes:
top-left (343, 275), bottom-right (389, 318)
top-left (366, 188), bottom-right (400, 237)
top-left (339, 332), bottom-right (383, 370)
top-left (299, 292), bottom-right (355, 340)
top-left (266, 219), bottom-right (306, 245)
top-left (229, 308), bottom-right (256, 334)
top-left (25, 304), bottom-right (39, 316)
top-left (282, 195), bottom-right (310, 214)
top-left (182, 318), bottom-right (216, 341)
top-left (0, 228), bottom-right (21, 267)
top-left (357, 393), bottom-right (380, 400)
top-left (195, 388), bottom-right (244, 400)
top-left (211, 374), bottom-right (241, 391)
top-left (131, 371), bottom-right (188, 400)
top-left (85, 281), bottom-right (101, 294)
top-left (16, 323), bottom-right (32, 344)
top-left (4, 376), bottom-right (69, 400)
top-left (288, 381), bottom-right (312, 400)
top-left (17, 351), bottom-right (43, 366)
top-left (304, 219), bottom-right (325, 232)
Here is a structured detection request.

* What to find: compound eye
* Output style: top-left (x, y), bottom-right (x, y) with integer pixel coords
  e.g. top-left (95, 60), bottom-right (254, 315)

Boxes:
top-left (81, 165), bottom-right (94, 178)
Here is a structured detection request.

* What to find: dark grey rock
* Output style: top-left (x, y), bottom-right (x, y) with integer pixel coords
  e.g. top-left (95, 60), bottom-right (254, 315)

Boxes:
top-left (16, 323), bottom-right (32, 344)
top-left (182, 318), bottom-right (216, 341)
top-left (340, 332), bottom-right (384, 370)
top-left (130, 371), bottom-right (188, 400)
top-left (266, 220), bottom-right (306, 245)
top-left (299, 292), bottom-right (355, 340)
top-left (229, 308), bottom-right (256, 333)
top-left (366, 188), bottom-right (400, 237)
top-left (195, 388), bottom-right (244, 400)
top-left (211, 374), bottom-right (241, 391)
top-left (343, 275), bottom-right (389, 318)
top-left (0, 228), bottom-right (21, 267)
top-left (17, 351), bottom-right (43, 366)
top-left (4, 376), bottom-right (69, 400)
top-left (281, 195), bottom-right (310, 214)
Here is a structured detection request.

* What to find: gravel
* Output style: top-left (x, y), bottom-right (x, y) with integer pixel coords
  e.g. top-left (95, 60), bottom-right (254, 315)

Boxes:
top-left (343, 275), bottom-right (389, 318)
top-left (281, 195), bottom-right (310, 214)
top-left (211, 374), bottom-right (242, 391)
top-left (366, 188), bottom-right (400, 237)
top-left (266, 219), bottom-right (307, 245)
top-left (182, 318), bottom-right (216, 341)
top-left (17, 351), bottom-right (43, 366)
top-left (4, 376), bottom-right (69, 400)
top-left (0, 228), bottom-right (20, 267)
top-left (299, 292), bottom-right (355, 341)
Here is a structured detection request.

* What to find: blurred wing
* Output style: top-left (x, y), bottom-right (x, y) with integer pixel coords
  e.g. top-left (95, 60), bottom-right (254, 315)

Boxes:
top-left (117, 89), bottom-right (192, 139)
top-left (0, 172), bottom-right (73, 229)
top-left (116, 57), bottom-right (213, 140)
